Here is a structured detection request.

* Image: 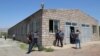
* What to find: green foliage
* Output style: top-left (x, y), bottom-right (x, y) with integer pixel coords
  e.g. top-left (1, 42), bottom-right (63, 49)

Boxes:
top-left (1, 32), bottom-right (7, 35)
top-left (0, 32), bottom-right (7, 36)
top-left (37, 46), bottom-right (54, 52)
top-left (44, 47), bottom-right (54, 52)
top-left (0, 32), bottom-right (7, 38)
top-left (19, 43), bottom-right (54, 52)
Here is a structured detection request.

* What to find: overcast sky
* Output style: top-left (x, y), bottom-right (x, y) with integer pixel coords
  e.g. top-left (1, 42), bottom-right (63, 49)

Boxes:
top-left (0, 0), bottom-right (100, 28)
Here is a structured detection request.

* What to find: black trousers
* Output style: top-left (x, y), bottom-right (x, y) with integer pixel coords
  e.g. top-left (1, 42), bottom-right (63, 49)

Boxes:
top-left (56, 38), bottom-right (63, 47)
top-left (54, 37), bottom-right (59, 46)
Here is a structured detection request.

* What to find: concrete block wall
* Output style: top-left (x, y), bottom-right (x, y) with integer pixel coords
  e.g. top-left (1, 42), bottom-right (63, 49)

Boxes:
top-left (8, 9), bottom-right (43, 44)
top-left (8, 9), bottom-right (99, 46)
top-left (41, 9), bottom-right (99, 46)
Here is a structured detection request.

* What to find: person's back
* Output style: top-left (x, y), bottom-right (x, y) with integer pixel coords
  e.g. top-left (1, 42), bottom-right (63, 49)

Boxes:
top-left (12, 34), bottom-right (15, 40)
top-left (70, 31), bottom-right (76, 44)
top-left (58, 30), bottom-right (64, 47)
top-left (55, 31), bottom-right (60, 39)
top-left (75, 30), bottom-right (80, 39)
top-left (70, 31), bottom-right (75, 38)
top-left (32, 32), bottom-right (39, 41)
top-left (59, 31), bottom-right (64, 39)
top-left (75, 29), bottom-right (81, 49)
top-left (33, 32), bottom-right (38, 38)
top-left (13, 34), bottom-right (15, 37)
top-left (54, 30), bottom-right (60, 46)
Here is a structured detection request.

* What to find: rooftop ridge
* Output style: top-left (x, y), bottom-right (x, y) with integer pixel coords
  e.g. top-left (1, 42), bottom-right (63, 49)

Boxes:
top-left (44, 8), bottom-right (80, 11)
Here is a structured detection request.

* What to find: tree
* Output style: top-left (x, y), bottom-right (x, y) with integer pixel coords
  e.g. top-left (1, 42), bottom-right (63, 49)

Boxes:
top-left (0, 32), bottom-right (7, 38)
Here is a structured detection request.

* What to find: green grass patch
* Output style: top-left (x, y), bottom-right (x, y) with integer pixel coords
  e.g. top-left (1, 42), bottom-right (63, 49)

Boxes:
top-left (44, 47), bottom-right (54, 52)
top-left (19, 43), bottom-right (54, 52)
top-left (19, 43), bottom-right (28, 50)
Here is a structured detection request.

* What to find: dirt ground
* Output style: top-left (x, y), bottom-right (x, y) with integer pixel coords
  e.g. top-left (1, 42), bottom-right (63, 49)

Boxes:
top-left (0, 38), bottom-right (100, 56)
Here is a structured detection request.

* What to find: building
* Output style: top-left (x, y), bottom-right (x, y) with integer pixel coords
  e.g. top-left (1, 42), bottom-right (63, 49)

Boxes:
top-left (8, 8), bottom-right (100, 46)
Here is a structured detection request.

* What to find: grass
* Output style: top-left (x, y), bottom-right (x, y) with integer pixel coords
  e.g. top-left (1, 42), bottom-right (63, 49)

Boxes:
top-left (19, 43), bottom-right (54, 52)
top-left (39, 46), bottom-right (54, 52)
top-left (44, 47), bottom-right (54, 52)
top-left (19, 43), bottom-right (28, 50)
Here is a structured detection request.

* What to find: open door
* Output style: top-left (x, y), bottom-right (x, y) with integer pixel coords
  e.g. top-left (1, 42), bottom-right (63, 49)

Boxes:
top-left (64, 25), bottom-right (70, 44)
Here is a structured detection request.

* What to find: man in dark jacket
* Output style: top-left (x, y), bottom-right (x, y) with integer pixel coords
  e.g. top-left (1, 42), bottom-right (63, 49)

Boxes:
top-left (55, 30), bottom-right (60, 46)
top-left (59, 30), bottom-right (64, 47)
top-left (27, 33), bottom-right (32, 44)
top-left (27, 31), bottom-right (40, 54)
top-left (70, 30), bottom-right (76, 44)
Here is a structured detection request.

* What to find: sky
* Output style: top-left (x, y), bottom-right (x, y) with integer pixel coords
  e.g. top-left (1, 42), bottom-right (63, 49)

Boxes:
top-left (0, 0), bottom-right (100, 28)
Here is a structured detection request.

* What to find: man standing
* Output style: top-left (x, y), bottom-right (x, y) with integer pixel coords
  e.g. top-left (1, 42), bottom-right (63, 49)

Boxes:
top-left (12, 34), bottom-right (15, 40)
top-left (75, 29), bottom-right (81, 49)
top-left (70, 30), bottom-right (75, 44)
top-left (27, 32), bottom-right (32, 44)
top-left (54, 30), bottom-right (60, 46)
top-left (27, 31), bottom-right (40, 54)
top-left (59, 30), bottom-right (64, 47)
top-left (4, 35), bottom-right (6, 40)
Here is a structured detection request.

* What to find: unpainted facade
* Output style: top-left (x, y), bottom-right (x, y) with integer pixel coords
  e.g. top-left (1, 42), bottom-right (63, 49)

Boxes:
top-left (8, 9), bottom-right (100, 46)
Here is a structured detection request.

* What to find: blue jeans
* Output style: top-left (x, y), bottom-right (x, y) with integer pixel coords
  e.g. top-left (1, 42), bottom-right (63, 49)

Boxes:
top-left (75, 39), bottom-right (81, 48)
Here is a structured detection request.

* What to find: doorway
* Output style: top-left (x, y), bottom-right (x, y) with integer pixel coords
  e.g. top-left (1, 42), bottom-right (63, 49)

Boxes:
top-left (70, 26), bottom-right (75, 32)
top-left (70, 26), bottom-right (75, 44)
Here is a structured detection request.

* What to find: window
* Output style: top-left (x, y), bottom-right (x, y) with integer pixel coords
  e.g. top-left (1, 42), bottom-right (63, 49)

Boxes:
top-left (82, 24), bottom-right (89, 27)
top-left (82, 24), bottom-right (85, 27)
top-left (49, 20), bottom-right (59, 33)
top-left (86, 25), bottom-right (89, 27)
top-left (92, 25), bottom-right (97, 34)
top-left (49, 20), bottom-right (53, 32)
top-left (72, 23), bottom-right (77, 26)
top-left (66, 22), bottom-right (71, 25)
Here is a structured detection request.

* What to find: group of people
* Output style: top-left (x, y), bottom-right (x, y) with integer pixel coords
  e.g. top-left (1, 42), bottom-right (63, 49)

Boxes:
top-left (54, 29), bottom-right (81, 49)
top-left (26, 30), bottom-right (65, 54)
top-left (54, 30), bottom-right (64, 47)
top-left (70, 29), bottom-right (81, 49)
top-left (26, 29), bottom-right (81, 54)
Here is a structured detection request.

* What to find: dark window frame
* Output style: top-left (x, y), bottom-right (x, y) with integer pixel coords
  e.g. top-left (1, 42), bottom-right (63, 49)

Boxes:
top-left (49, 19), bottom-right (60, 33)
top-left (82, 24), bottom-right (90, 27)
top-left (72, 23), bottom-right (77, 26)
top-left (66, 22), bottom-right (71, 25)
top-left (92, 25), bottom-right (97, 34)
